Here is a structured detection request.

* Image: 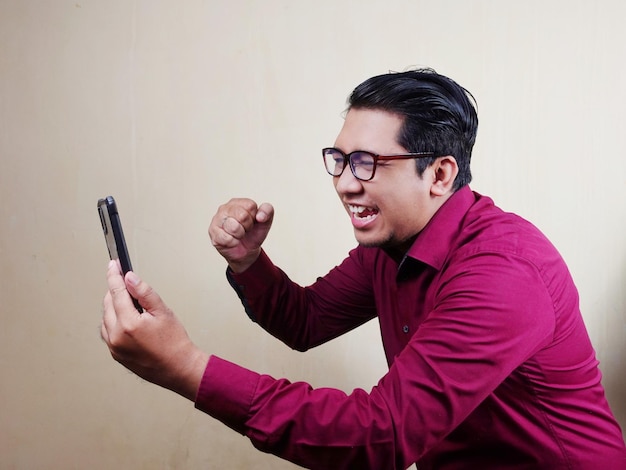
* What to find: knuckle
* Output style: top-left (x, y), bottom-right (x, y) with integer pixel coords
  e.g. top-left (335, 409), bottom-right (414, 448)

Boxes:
top-left (109, 321), bottom-right (138, 349)
top-left (215, 232), bottom-right (234, 248)
top-left (141, 283), bottom-right (155, 299)
top-left (110, 285), bottom-right (128, 299)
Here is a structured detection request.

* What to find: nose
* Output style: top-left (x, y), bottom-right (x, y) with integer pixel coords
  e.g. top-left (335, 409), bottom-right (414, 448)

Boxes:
top-left (333, 166), bottom-right (363, 195)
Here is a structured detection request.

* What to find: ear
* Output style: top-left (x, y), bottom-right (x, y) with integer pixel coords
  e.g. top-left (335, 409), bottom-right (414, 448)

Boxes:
top-left (430, 156), bottom-right (458, 197)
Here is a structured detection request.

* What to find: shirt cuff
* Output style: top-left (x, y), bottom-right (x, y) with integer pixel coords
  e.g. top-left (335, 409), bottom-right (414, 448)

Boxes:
top-left (194, 355), bottom-right (260, 435)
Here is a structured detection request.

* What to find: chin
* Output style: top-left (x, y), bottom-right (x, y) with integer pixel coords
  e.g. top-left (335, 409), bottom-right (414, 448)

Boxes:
top-left (354, 232), bottom-right (393, 248)
top-left (356, 232), bottom-right (414, 254)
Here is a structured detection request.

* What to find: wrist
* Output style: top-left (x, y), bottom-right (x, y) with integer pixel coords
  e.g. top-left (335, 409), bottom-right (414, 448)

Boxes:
top-left (228, 249), bottom-right (261, 274)
top-left (170, 346), bottom-right (210, 402)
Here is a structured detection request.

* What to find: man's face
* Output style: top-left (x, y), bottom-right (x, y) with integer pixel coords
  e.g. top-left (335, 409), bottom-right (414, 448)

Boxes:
top-left (332, 108), bottom-right (439, 250)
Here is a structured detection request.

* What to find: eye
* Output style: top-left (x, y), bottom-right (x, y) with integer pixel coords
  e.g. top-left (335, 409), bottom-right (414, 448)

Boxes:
top-left (324, 149), bottom-right (343, 162)
top-left (350, 152), bottom-right (375, 169)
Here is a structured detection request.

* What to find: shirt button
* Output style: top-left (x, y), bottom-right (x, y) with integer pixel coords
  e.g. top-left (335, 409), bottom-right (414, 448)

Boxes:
top-left (402, 325), bottom-right (409, 334)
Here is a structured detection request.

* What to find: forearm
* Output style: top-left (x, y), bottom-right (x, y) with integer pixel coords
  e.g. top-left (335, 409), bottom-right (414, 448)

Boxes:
top-left (227, 249), bottom-right (377, 351)
top-left (196, 252), bottom-right (559, 469)
top-left (195, 356), bottom-right (407, 470)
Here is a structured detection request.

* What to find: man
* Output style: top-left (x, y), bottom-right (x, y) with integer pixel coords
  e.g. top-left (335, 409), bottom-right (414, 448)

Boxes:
top-left (101, 69), bottom-right (626, 469)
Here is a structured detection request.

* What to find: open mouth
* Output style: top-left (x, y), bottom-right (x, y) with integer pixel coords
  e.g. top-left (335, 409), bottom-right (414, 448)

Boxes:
top-left (349, 204), bottom-right (379, 221)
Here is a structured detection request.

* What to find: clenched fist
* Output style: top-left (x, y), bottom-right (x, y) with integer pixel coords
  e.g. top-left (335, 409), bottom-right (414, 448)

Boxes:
top-left (208, 198), bottom-right (274, 273)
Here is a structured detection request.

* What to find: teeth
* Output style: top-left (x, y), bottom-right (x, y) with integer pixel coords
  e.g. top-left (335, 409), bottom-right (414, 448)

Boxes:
top-left (349, 205), bottom-right (367, 214)
top-left (348, 205), bottom-right (376, 219)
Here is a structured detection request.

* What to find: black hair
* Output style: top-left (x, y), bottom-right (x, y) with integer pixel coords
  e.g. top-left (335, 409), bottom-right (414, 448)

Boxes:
top-left (347, 68), bottom-right (478, 190)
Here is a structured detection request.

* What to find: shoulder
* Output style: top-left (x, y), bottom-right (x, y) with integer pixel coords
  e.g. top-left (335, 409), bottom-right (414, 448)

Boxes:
top-left (458, 192), bottom-right (563, 268)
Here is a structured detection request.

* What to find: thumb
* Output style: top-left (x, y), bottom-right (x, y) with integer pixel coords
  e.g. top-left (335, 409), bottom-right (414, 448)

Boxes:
top-left (125, 271), bottom-right (167, 315)
top-left (256, 202), bottom-right (274, 224)
top-left (248, 202), bottom-right (274, 246)
top-left (256, 202), bottom-right (275, 225)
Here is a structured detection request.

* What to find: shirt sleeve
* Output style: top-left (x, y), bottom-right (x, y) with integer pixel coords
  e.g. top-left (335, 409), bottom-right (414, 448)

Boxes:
top-left (195, 249), bottom-right (558, 469)
top-left (195, 355), bottom-right (406, 470)
top-left (226, 249), bottom-right (379, 351)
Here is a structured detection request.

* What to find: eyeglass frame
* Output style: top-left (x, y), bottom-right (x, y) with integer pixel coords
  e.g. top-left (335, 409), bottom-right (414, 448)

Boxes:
top-left (322, 147), bottom-right (436, 181)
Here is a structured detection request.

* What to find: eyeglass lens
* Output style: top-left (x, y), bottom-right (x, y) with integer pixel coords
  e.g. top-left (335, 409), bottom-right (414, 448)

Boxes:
top-left (323, 149), bottom-right (376, 180)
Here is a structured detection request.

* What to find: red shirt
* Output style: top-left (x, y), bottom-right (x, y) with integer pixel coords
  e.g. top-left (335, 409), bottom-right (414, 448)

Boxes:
top-left (195, 187), bottom-right (626, 469)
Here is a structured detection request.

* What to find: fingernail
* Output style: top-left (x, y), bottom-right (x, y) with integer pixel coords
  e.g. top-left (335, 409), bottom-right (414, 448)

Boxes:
top-left (126, 271), bottom-right (140, 286)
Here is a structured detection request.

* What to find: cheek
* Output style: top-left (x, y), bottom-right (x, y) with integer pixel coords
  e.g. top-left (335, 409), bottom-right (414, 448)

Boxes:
top-left (384, 193), bottom-right (428, 231)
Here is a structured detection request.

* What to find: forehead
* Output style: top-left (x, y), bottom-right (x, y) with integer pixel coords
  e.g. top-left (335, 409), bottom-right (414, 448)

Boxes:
top-left (334, 108), bottom-right (406, 153)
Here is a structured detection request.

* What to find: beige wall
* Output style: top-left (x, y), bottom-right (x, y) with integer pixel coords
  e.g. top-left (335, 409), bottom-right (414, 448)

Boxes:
top-left (1, 1), bottom-right (624, 468)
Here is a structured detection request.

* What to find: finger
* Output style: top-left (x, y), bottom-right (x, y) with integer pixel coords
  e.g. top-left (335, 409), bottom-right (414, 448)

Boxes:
top-left (107, 260), bottom-right (141, 319)
top-left (100, 320), bottom-right (109, 344)
top-left (227, 198), bottom-right (259, 216)
top-left (124, 271), bottom-right (167, 316)
top-left (222, 216), bottom-right (246, 238)
top-left (113, 258), bottom-right (122, 275)
top-left (209, 198), bottom-right (258, 235)
top-left (225, 205), bottom-right (258, 233)
top-left (209, 213), bottom-right (247, 245)
top-left (100, 290), bottom-right (120, 352)
top-left (100, 295), bottom-right (111, 344)
top-left (210, 229), bottom-right (240, 249)
top-left (210, 212), bottom-right (250, 249)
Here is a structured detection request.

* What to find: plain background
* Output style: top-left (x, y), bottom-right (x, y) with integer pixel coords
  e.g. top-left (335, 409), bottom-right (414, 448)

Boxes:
top-left (1, 1), bottom-right (625, 468)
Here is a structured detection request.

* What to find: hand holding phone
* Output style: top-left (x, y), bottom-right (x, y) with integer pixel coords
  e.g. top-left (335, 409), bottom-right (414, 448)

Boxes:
top-left (97, 196), bottom-right (143, 312)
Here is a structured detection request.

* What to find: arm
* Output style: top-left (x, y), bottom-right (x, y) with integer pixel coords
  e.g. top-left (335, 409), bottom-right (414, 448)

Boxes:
top-left (209, 197), bottom-right (378, 350)
top-left (195, 251), bottom-right (557, 469)
top-left (101, 252), bottom-right (555, 469)
top-left (227, 248), bottom-right (378, 351)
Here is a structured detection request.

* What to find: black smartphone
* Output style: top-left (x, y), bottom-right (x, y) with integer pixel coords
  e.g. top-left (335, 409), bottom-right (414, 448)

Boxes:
top-left (97, 196), bottom-right (143, 313)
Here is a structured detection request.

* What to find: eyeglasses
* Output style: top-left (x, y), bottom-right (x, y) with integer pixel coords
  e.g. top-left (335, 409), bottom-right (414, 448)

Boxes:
top-left (322, 147), bottom-right (435, 181)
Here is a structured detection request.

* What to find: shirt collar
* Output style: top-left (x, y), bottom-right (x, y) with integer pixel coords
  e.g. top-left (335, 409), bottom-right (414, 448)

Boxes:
top-left (403, 185), bottom-right (476, 271)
